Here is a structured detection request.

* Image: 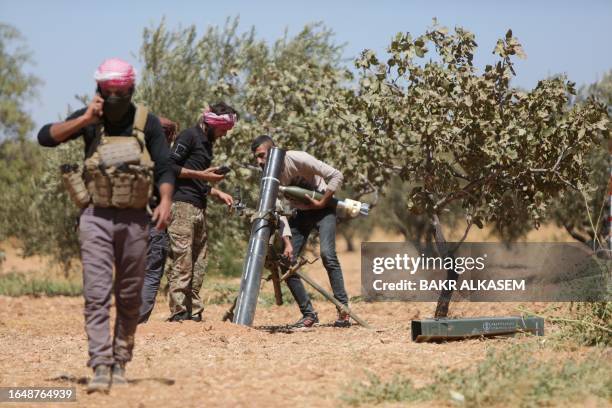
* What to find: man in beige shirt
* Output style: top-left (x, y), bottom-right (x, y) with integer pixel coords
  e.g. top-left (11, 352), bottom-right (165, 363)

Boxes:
top-left (251, 135), bottom-right (351, 328)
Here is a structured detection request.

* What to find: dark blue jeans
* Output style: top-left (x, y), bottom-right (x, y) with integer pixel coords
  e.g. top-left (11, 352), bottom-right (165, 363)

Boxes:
top-left (286, 207), bottom-right (349, 318)
top-left (138, 221), bottom-right (169, 323)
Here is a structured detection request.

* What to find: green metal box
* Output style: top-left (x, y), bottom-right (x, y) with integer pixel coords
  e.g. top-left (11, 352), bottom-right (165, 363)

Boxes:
top-left (411, 316), bottom-right (544, 342)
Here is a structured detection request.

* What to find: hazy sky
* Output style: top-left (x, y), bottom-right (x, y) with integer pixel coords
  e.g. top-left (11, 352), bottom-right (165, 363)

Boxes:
top-left (2, 0), bottom-right (611, 132)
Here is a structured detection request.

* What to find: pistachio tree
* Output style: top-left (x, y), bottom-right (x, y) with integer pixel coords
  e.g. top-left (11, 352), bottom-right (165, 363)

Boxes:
top-left (0, 23), bottom-right (41, 141)
top-left (331, 22), bottom-right (610, 316)
top-left (549, 70), bottom-right (612, 249)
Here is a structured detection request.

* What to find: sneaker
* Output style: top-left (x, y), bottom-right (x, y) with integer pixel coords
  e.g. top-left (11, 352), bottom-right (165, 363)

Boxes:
top-left (333, 309), bottom-right (351, 328)
top-left (111, 363), bottom-right (128, 386)
top-left (168, 311), bottom-right (190, 322)
top-left (87, 364), bottom-right (111, 394)
top-left (191, 313), bottom-right (202, 322)
top-left (292, 313), bottom-right (319, 328)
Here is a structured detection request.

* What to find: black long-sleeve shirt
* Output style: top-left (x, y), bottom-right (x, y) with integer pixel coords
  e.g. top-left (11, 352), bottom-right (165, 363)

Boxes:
top-left (37, 104), bottom-right (174, 187)
top-left (169, 125), bottom-right (213, 209)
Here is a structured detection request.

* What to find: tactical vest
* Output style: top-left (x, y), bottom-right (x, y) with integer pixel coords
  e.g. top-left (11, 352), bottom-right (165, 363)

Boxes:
top-left (61, 105), bottom-right (154, 209)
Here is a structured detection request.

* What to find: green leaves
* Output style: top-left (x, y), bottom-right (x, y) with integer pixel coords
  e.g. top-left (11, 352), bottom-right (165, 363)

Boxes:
top-left (0, 23), bottom-right (41, 141)
top-left (330, 21), bottom-right (609, 240)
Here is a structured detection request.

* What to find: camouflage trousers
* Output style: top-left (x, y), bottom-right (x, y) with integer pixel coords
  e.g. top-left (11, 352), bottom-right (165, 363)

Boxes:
top-left (167, 201), bottom-right (208, 318)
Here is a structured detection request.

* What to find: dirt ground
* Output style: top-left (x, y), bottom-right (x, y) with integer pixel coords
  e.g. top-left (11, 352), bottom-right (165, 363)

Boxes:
top-left (0, 227), bottom-right (605, 407)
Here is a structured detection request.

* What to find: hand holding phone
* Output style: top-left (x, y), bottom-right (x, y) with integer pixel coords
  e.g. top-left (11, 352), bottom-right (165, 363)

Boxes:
top-left (84, 94), bottom-right (104, 125)
top-left (214, 165), bottom-right (231, 175)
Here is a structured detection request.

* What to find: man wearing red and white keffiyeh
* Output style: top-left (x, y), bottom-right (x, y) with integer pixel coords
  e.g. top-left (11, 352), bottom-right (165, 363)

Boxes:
top-left (200, 106), bottom-right (238, 132)
top-left (37, 58), bottom-right (175, 393)
top-left (165, 102), bottom-right (239, 323)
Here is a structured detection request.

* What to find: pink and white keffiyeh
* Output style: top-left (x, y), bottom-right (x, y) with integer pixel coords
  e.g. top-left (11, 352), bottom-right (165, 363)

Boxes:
top-left (201, 107), bottom-right (237, 131)
top-left (94, 58), bottom-right (136, 89)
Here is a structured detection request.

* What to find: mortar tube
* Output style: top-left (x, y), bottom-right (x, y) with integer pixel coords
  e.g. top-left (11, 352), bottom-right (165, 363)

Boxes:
top-left (233, 147), bottom-right (285, 326)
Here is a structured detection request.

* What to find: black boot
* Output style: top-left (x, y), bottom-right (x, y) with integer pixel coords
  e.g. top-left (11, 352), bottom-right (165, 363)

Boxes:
top-left (168, 311), bottom-right (190, 322)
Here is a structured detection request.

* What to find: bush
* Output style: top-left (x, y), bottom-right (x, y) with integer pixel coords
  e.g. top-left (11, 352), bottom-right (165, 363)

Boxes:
top-left (557, 302), bottom-right (612, 346)
top-left (0, 272), bottom-right (82, 297)
top-left (343, 344), bottom-right (612, 407)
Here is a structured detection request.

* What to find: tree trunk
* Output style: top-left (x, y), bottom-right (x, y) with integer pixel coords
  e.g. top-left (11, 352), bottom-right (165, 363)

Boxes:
top-left (431, 214), bottom-right (459, 318)
top-left (346, 236), bottom-right (355, 252)
top-left (342, 230), bottom-right (355, 252)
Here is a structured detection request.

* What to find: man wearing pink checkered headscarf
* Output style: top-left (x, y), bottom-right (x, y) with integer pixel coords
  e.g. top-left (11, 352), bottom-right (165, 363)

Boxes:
top-left (37, 58), bottom-right (175, 393)
top-left (94, 58), bottom-right (137, 88)
top-left (164, 102), bottom-right (239, 324)
top-left (92, 58), bottom-right (137, 122)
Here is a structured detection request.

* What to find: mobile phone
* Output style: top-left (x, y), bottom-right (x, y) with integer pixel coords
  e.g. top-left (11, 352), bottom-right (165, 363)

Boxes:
top-left (214, 165), bottom-right (231, 175)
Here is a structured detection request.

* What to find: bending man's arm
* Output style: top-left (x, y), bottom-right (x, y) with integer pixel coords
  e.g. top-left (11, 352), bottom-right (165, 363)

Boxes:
top-left (296, 151), bottom-right (344, 209)
top-left (279, 214), bottom-right (293, 260)
top-left (307, 189), bottom-right (336, 209)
